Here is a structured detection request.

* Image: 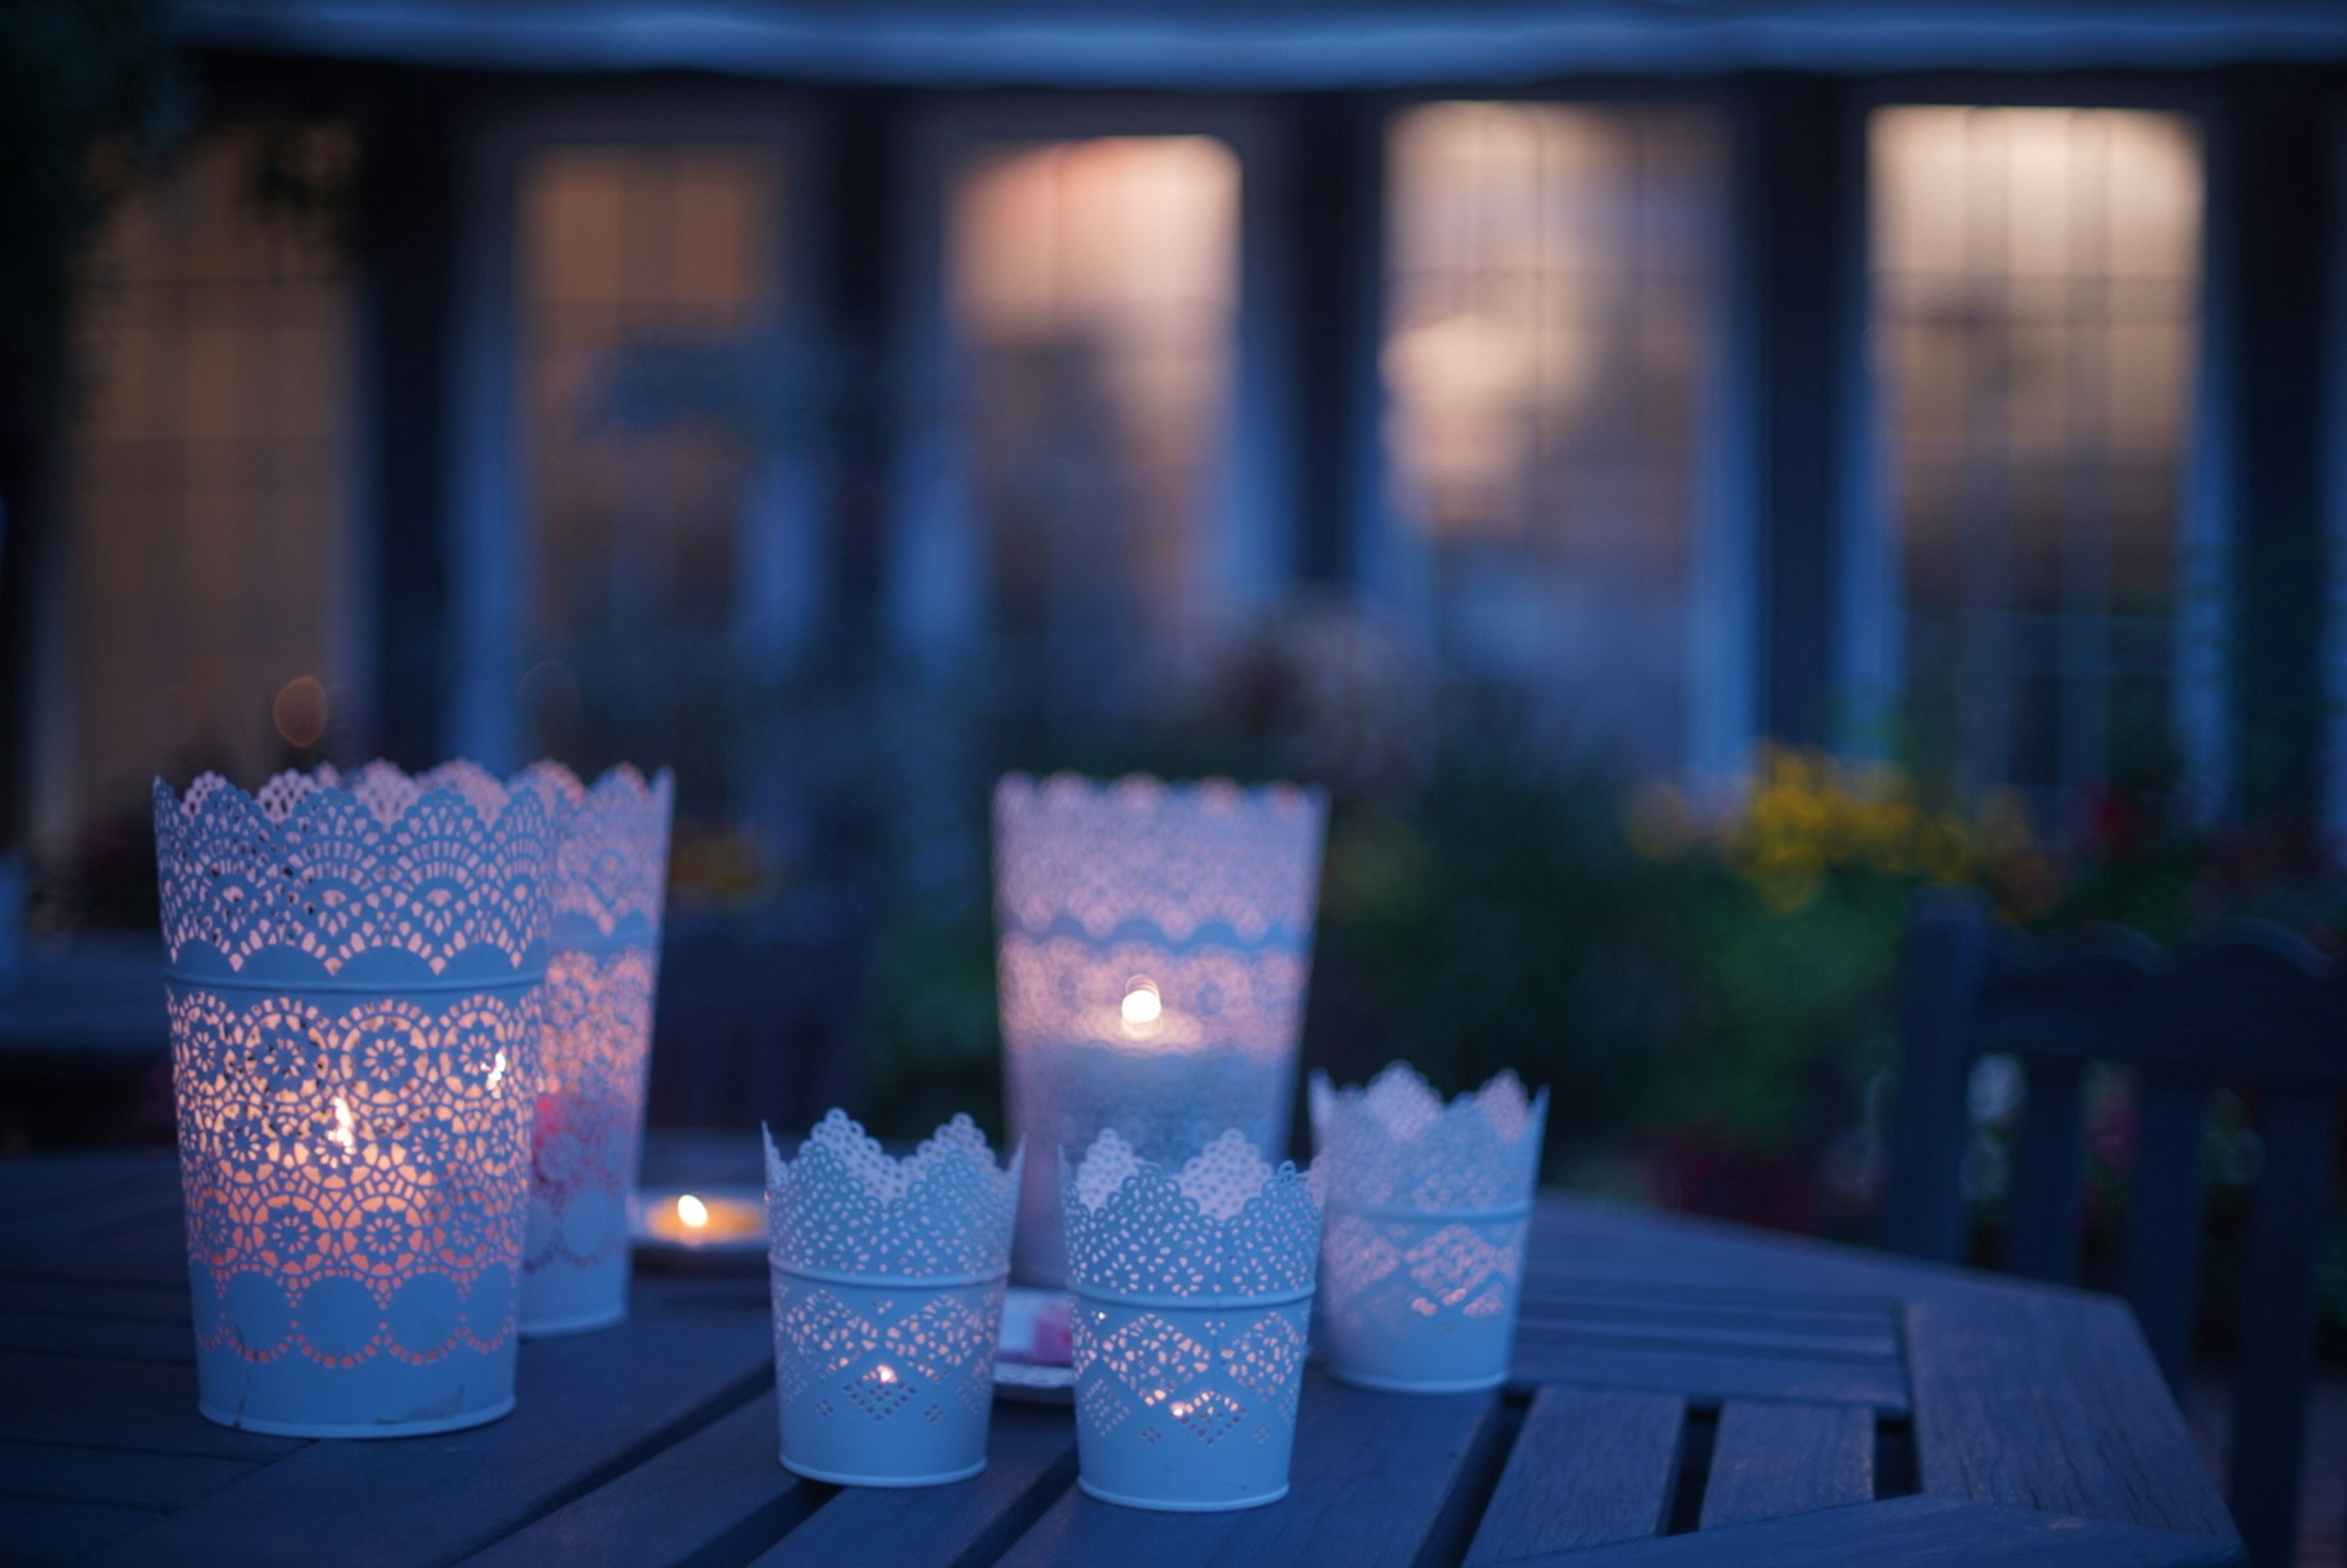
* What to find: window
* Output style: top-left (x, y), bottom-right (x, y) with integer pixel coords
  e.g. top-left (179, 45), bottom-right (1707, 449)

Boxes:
top-left (62, 126), bottom-right (356, 829)
top-left (1872, 107), bottom-right (2202, 811)
top-left (947, 135), bottom-right (1242, 739)
top-left (1385, 102), bottom-right (1727, 777)
top-left (516, 144), bottom-right (782, 811)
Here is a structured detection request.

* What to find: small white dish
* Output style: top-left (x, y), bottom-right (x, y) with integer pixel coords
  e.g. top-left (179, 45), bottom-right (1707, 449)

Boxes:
top-left (994, 1286), bottom-right (1075, 1404)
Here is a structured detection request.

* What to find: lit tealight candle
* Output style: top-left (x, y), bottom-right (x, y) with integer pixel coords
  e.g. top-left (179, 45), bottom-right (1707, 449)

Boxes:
top-left (1119, 977), bottom-right (1162, 1037)
top-left (638, 1189), bottom-right (763, 1247)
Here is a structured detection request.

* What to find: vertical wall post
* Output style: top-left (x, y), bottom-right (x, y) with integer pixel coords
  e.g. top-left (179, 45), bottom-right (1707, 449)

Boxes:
top-left (820, 87), bottom-right (902, 673)
top-left (1741, 74), bottom-right (1860, 749)
top-left (2224, 67), bottom-right (2334, 844)
top-left (1285, 93), bottom-right (1383, 591)
top-left (360, 84), bottom-right (459, 770)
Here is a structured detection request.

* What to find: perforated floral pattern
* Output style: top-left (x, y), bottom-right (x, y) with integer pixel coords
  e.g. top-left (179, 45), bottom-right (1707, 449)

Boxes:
top-left (155, 767), bottom-right (557, 978)
top-left (766, 1112), bottom-right (1017, 1476)
top-left (513, 762), bottom-right (674, 942)
top-left (771, 1277), bottom-right (1004, 1421)
top-left (997, 936), bottom-right (1310, 1063)
top-left (524, 946), bottom-right (657, 1276)
top-left (1317, 1211), bottom-right (1526, 1333)
top-left (994, 774), bottom-right (1328, 1288)
top-left (1062, 1129), bottom-right (1322, 1300)
top-left (1311, 1064), bottom-right (1546, 1387)
top-left (169, 983), bottom-right (542, 1366)
top-left (1309, 1063), bottom-right (1548, 1212)
top-left (994, 774), bottom-right (1325, 945)
top-left (158, 766), bottom-right (557, 1378)
top-left (515, 764), bottom-right (670, 1325)
top-left (765, 1112), bottom-right (1021, 1280)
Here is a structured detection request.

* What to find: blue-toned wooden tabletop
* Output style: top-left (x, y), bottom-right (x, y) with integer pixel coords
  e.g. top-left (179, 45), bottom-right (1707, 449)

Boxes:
top-left (0, 1141), bottom-right (2241, 1567)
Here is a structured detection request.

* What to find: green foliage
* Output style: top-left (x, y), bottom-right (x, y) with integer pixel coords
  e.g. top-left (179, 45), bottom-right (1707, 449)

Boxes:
top-left (1310, 761), bottom-right (1686, 1148)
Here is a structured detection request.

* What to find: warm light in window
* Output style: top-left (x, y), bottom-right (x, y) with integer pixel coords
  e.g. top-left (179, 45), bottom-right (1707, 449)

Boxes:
top-left (676, 1193), bottom-right (709, 1230)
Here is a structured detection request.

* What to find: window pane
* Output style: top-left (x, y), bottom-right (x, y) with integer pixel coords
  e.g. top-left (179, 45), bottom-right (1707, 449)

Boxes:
top-left (517, 144), bottom-right (779, 810)
top-left (1386, 101), bottom-right (1725, 777)
top-left (949, 135), bottom-right (1241, 738)
top-left (69, 126), bottom-right (354, 818)
top-left (1873, 107), bottom-right (2201, 805)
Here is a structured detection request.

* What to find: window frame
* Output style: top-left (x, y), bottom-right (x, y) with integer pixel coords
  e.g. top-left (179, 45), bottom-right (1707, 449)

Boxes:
top-left (887, 93), bottom-right (1292, 691)
top-left (28, 119), bottom-right (376, 845)
top-left (1366, 81), bottom-right (1755, 789)
top-left (1843, 72), bottom-right (2231, 826)
top-left (447, 85), bottom-right (816, 772)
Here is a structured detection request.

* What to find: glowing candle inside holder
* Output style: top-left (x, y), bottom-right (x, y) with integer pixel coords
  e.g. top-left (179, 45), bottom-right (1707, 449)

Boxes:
top-left (994, 773), bottom-right (1328, 1287)
top-left (1312, 1063), bottom-right (1548, 1393)
top-left (154, 761), bottom-right (557, 1438)
top-left (765, 1112), bottom-right (1021, 1486)
top-left (1062, 1128), bottom-right (1323, 1511)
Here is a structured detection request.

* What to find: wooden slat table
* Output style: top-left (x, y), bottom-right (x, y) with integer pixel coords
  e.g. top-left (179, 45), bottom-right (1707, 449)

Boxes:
top-left (0, 1149), bottom-right (2242, 1567)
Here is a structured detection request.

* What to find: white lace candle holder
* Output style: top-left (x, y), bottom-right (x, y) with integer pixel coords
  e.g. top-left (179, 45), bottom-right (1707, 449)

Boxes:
top-left (764, 1112), bottom-right (1020, 1487)
top-left (1310, 1064), bottom-right (1548, 1393)
top-left (513, 763), bottom-right (673, 1337)
top-left (154, 762), bottom-right (557, 1437)
top-left (1062, 1129), bottom-right (1323, 1512)
top-left (995, 773), bottom-right (1327, 1287)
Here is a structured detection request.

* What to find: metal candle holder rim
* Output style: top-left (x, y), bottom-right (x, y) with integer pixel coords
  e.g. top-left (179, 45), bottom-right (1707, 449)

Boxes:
top-left (992, 772), bottom-right (1329, 948)
top-left (1309, 1063), bottom-right (1550, 1215)
top-left (510, 760), bottom-right (675, 953)
top-left (153, 761), bottom-right (557, 988)
top-left (995, 771), bottom-right (1326, 815)
top-left (1059, 1128), bottom-right (1323, 1306)
top-left (763, 1111), bottom-right (1023, 1283)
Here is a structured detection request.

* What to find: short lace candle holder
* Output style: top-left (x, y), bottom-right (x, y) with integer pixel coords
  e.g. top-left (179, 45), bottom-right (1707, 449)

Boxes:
top-left (154, 762), bottom-right (557, 1437)
top-left (765, 1112), bottom-right (1020, 1486)
top-left (513, 763), bottom-right (674, 1337)
top-left (1062, 1129), bottom-right (1323, 1512)
top-left (996, 772), bottom-right (1326, 1287)
top-left (1310, 1063), bottom-right (1549, 1393)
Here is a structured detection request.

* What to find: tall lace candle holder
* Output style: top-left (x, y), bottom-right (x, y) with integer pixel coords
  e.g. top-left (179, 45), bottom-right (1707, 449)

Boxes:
top-left (1062, 1129), bottom-right (1322, 1512)
top-left (154, 762), bottom-right (557, 1437)
top-left (513, 763), bottom-right (673, 1337)
top-left (1310, 1063), bottom-right (1548, 1393)
top-left (765, 1112), bottom-right (1020, 1486)
top-left (995, 773), bottom-right (1326, 1287)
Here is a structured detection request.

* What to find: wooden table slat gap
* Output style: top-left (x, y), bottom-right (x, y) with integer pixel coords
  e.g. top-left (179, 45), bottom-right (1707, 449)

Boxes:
top-left (1510, 1317), bottom-right (1903, 1364)
top-left (1513, 1275), bottom-right (1905, 1322)
top-left (457, 1394), bottom-right (816, 1568)
top-left (1463, 1387), bottom-right (1683, 1565)
top-left (1507, 1346), bottom-right (1911, 1415)
top-left (1695, 1399), bottom-right (1873, 1530)
top-left (450, 1365), bottom-right (776, 1566)
top-left (1400, 1387), bottom-right (1524, 1568)
top-left (1661, 1404), bottom-right (1716, 1536)
top-left (1513, 1299), bottom-right (1900, 1341)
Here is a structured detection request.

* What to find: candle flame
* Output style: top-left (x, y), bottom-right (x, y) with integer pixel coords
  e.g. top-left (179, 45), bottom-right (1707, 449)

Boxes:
top-left (677, 1193), bottom-right (709, 1229)
top-left (328, 1096), bottom-right (356, 1157)
top-left (487, 1049), bottom-right (508, 1092)
top-left (1119, 977), bottom-right (1162, 1039)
